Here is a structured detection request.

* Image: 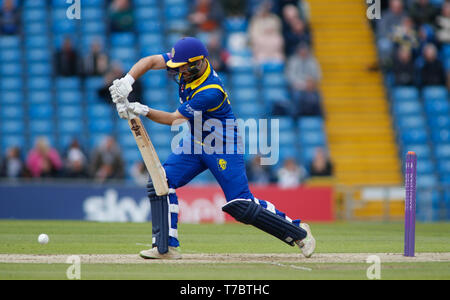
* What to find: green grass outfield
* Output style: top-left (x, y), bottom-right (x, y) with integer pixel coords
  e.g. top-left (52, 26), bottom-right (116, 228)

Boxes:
top-left (0, 220), bottom-right (449, 280)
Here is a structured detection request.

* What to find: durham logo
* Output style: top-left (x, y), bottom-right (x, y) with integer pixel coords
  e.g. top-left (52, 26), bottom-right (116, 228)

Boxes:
top-left (218, 159), bottom-right (227, 171)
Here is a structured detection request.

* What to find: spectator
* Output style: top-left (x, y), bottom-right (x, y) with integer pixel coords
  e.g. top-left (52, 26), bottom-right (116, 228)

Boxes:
top-left (0, 0), bottom-right (19, 35)
top-left (206, 33), bottom-right (230, 73)
top-left (83, 40), bottom-right (109, 77)
top-left (376, 0), bottom-right (406, 68)
top-left (274, 0), bottom-right (310, 22)
top-left (420, 43), bottom-right (446, 86)
top-left (285, 43), bottom-right (321, 92)
top-left (54, 37), bottom-right (80, 77)
top-left (221, 0), bottom-right (245, 17)
top-left (392, 46), bottom-right (416, 86)
top-left (98, 63), bottom-right (142, 104)
top-left (309, 147), bottom-right (333, 177)
top-left (249, 0), bottom-right (285, 64)
top-left (409, 0), bottom-right (439, 27)
top-left (1, 147), bottom-right (25, 178)
top-left (391, 16), bottom-right (419, 55)
top-left (295, 77), bottom-right (323, 117)
top-left (64, 140), bottom-right (89, 178)
top-left (26, 137), bottom-right (63, 178)
top-left (131, 162), bottom-right (149, 186)
top-left (189, 0), bottom-right (225, 34)
top-left (246, 155), bottom-right (275, 184)
top-left (282, 4), bottom-right (311, 57)
top-left (108, 0), bottom-right (134, 32)
top-left (90, 136), bottom-right (125, 182)
top-left (277, 158), bottom-right (307, 188)
top-left (435, 0), bottom-right (450, 44)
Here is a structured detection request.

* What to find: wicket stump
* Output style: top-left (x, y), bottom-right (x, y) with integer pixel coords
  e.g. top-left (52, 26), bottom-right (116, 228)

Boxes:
top-left (404, 151), bottom-right (417, 257)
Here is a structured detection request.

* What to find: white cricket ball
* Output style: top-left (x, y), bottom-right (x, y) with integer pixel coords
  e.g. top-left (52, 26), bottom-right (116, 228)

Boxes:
top-left (38, 234), bottom-right (49, 245)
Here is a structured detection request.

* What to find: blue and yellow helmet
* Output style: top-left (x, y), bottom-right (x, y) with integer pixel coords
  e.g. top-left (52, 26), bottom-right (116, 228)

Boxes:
top-left (166, 37), bottom-right (209, 69)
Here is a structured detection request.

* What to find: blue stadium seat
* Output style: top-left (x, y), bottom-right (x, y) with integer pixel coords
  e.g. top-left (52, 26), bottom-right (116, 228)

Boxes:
top-left (234, 103), bottom-right (265, 118)
top-left (403, 144), bottom-right (432, 159)
top-left (429, 115), bottom-right (450, 129)
top-left (391, 86), bottom-right (419, 102)
top-left (0, 36), bottom-right (20, 49)
top-left (111, 33), bottom-right (136, 47)
top-left (1, 91), bottom-right (22, 104)
top-left (110, 47), bottom-right (137, 61)
top-left (301, 146), bottom-right (319, 164)
top-left (59, 120), bottom-right (83, 134)
top-left (88, 134), bottom-right (110, 149)
top-left (1, 135), bottom-right (26, 151)
top-left (139, 33), bottom-right (163, 47)
top-left (28, 91), bottom-right (52, 104)
top-left (143, 89), bottom-right (169, 103)
top-left (29, 120), bottom-right (54, 135)
top-left (416, 159), bottom-right (435, 174)
top-left (134, 0), bottom-right (158, 5)
top-left (82, 0), bottom-right (104, 6)
top-left (400, 128), bottom-right (428, 144)
top-left (298, 117), bottom-right (324, 131)
top-left (431, 129), bottom-right (450, 143)
top-left (417, 174), bottom-right (438, 188)
top-left (1, 120), bottom-right (25, 135)
top-left (118, 134), bottom-right (139, 149)
top-left (261, 62), bottom-right (285, 74)
top-left (232, 87), bottom-right (258, 102)
top-left (117, 120), bottom-right (131, 133)
top-left (141, 72), bottom-right (168, 88)
top-left (28, 63), bottom-right (51, 76)
top-left (422, 86), bottom-right (448, 101)
top-left (224, 17), bottom-right (248, 32)
top-left (278, 146), bottom-right (300, 164)
top-left (435, 144), bottom-right (450, 159)
top-left (0, 49), bottom-right (21, 61)
top-left (85, 76), bottom-right (104, 91)
top-left (122, 147), bottom-right (142, 164)
top-left (0, 106), bottom-right (23, 119)
top-left (392, 100), bottom-right (422, 115)
top-left (52, 19), bottom-right (78, 34)
top-left (278, 131), bottom-right (297, 145)
top-left (134, 7), bottom-right (160, 20)
top-left (0, 63), bottom-right (21, 76)
top-left (56, 77), bottom-right (81, 90)
top-left (81, 22), bottom-right (106, 35)
top-left (165, 6), bottom-right (188, 20)
top-left (83, 8), bottom-right (104, 20)
top-left (0, 77), bottom-right (21, 90)
top-left (262, 87), bottom-right (290, 103)
top-left (51, 0), bottom-right (70, 7)
top-left (25, 36), bottom-right (49, 49)
top-left (231, 74), bottom-right (258, 88)
top-left (300, 131), bottom-right (326, 146)
top-left (424, 98), bottom-right (450, 115)
top-left (57, 105), bottom-right (83, 119)
top-left (23, 9), bottom-right (48, 22)
top-left (262, 73), bottom-right (287, 88)
top-left (88, 119), bottom-right (114, 133)
top-left (23, 0), bottom-right (46, 8)
top-left (29, 104), bottom-right (54, 119)
top-left (135, 20), bottom-right (162, 33)
top-left (27, 77), bottom-right (52, 90)
top-left (26, 49), bottom-right (50, 62)
top-left (437, 160), bottom-right (450, 174)
top-left (56, 91), bottom-right (82, 104)
top-left (87, 104), bottom-right (113, 118)
top-left (274, 117), bottom-right (295, 131)
top-left (24, 22), bottom-right (48, 34)
top-left (395, 115), bottom-right (426, 129)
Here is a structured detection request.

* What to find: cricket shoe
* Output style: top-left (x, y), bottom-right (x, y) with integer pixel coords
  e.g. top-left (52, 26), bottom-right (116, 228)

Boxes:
top-left (295, 223), bottom-right (316, 258)
top-left (139, 247), bottom-right (182, 260)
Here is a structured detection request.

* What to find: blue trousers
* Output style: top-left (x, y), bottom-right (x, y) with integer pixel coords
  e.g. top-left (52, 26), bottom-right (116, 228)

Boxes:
top-left (162, 148), bottom-right (299, 248)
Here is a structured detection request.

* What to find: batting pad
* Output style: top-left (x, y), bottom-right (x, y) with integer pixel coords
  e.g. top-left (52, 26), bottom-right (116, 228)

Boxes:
top-left (148, 181), bottom-right (169, 254)
top-left (222, 199), bottom-right (307, 246)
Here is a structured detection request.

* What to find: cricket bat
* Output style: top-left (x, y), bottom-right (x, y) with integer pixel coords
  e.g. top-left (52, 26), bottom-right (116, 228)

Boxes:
top-left (128, 116), bottom-right (169, 196)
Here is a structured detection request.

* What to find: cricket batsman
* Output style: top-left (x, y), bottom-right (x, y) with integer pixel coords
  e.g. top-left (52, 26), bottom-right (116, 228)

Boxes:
top-left (109, 37), bottom-right (316, 259)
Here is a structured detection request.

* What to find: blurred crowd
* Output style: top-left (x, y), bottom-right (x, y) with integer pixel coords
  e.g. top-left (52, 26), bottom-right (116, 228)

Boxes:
top-left (0, 0), bottom-right (332, 186)
top-left (374, 0), bottom-right (450, 88)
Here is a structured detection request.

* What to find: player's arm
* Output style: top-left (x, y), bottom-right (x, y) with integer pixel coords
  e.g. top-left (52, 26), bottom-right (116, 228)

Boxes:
top-left (128, 54), bottom-right (166, 80)
top-left (118, 102), bottom-right (188, 126)
top-left (109, 55), bottom-right (166, 104)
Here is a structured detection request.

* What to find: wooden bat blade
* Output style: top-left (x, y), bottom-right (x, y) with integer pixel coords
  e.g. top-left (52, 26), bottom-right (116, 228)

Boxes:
top-left (128, 117), bottom-right (169, 196)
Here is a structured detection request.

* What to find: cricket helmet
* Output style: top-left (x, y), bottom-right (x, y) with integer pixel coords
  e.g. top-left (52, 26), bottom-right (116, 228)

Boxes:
top-left (166, 37), bottom-right (209, 69)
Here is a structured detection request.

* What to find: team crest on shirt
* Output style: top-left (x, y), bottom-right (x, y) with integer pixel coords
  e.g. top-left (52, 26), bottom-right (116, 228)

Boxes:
top-left (218, 159), bottom-right (227, 171)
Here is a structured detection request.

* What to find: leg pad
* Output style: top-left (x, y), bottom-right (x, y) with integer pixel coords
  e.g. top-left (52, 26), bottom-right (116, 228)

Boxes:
top-left (148, 180), bottom-right (169, 254)
top-left (222, 199), bottom-right (306, 246)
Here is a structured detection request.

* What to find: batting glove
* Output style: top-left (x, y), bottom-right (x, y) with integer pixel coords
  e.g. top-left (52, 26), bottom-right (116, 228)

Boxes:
top-left (109, 74), bottom-right (135, 104)
top-left (116, 102), bottom-right (137, 120)
top-left (127, 102), bottom-right (150, 117)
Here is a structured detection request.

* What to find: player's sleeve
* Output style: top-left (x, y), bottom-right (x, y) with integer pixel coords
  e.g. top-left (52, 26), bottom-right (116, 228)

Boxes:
top-left (161, 52), bottom-right (172, 63)
top-left (177, 89), bottom-right (224, 119)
